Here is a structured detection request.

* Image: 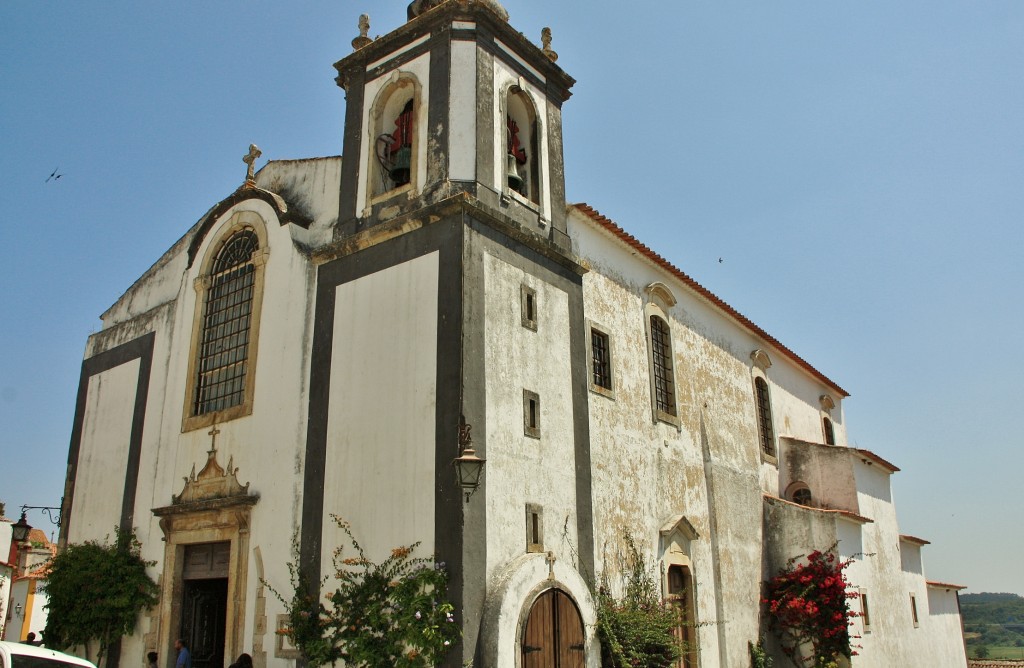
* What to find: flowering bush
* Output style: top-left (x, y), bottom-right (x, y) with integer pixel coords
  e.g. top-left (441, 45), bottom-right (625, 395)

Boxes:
top-left (268, 516), bottom-right (460, 667)
top-left (762, 548), bottom-right (859, 668)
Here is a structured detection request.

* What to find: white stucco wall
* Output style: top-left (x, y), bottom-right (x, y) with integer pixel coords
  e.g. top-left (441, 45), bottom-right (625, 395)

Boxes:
top-left (448, 39), bottom-right (477, 182)
top-left (321, 251), bottom-right (439, 567)
top-left (70, 359), bottom-right (140, 544)
top-left (483, 252), bottom-right (577, 578)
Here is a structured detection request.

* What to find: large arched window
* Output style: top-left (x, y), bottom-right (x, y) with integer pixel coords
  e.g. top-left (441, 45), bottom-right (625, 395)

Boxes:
top-left (754, 376), bottom-right (776, 456)
top-left (183, 212), bottom-right (268, 432)
top-left (195, 230), bottom-right (258, 415)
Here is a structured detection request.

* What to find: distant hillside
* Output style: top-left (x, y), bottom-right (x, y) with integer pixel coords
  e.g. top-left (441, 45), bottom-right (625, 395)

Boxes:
top-left (962, 593), bottom-right (1024, 655)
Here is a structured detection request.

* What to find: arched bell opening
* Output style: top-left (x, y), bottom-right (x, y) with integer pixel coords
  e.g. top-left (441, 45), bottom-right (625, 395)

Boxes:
top-left (506, 86), bottom-right (540, 204)
top-left (368, 75), bottom-right (420, 200)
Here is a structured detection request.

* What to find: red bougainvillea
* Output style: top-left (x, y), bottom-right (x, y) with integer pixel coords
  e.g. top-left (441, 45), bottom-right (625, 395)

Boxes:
top-left (762, 549), bottom-right (860, 668)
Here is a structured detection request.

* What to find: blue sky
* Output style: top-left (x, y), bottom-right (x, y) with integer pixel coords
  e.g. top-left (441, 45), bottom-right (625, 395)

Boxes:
top-left (2, 1), bottom-right (1022, 594)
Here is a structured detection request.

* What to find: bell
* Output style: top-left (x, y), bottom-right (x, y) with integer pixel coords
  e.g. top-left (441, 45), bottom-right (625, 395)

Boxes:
top-left (390, 146), bottom-right (412, 186)
top-left (506, 153), bottom-right (524, 194)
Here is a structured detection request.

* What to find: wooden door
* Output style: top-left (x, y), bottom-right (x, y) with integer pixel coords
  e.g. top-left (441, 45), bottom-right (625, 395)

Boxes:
top-left (180, 542), bottom-right (230, 668)
top-left (522, 589), bottom-right (585, 668)
top-left (181, 578), bottom-right (228, 668)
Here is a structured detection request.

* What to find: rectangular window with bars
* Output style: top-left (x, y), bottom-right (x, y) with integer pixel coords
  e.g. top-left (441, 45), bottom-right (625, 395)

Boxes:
top-left (590, 328), bottom-right (612, 391)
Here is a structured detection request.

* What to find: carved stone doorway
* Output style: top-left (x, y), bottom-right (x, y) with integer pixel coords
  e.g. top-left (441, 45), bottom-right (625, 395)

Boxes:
top-left (153, 443), bottom-right (258, 668)
top-left (521, 589), bottom-right (585, 668)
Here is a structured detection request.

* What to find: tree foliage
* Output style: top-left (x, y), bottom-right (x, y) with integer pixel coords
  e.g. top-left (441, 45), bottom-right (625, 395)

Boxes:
top-left (268, 516), bottom-right (460, 667)
top-left (961, 592), bottom-right (1024, 649)
top-left (42, 528), bottom-right (159, 664)
top-left (596, 534), bottom-right (685, 668)
top-left (762, 548), bottom-right (858, 668)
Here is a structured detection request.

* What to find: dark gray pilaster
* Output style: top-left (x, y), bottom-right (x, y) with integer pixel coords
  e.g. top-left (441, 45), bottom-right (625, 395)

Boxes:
top-left (338, 66), bottom-right (367, 231)
top-left (427, 25), bottom-right (452, 189)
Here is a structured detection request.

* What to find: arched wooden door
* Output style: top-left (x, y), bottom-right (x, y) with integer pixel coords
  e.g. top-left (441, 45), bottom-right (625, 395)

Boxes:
top-left (521, 588), bottom-right (585, 668)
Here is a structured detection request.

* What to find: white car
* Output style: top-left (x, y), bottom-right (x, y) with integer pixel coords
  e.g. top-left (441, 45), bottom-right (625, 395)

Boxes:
top-left (0, 641), bottom-right (96, 668)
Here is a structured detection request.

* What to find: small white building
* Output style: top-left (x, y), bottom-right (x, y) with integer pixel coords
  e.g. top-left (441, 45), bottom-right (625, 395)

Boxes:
top-left (59, 2), bottom-right (967, 667)
top-left (1, 523), bottom-right (53, 644)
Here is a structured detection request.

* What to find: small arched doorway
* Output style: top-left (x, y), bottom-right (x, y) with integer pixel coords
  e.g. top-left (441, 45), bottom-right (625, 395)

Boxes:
top-left (668, 565), bottom-right (698, 668)
top-left (521, 588), bottom-right (585, 668)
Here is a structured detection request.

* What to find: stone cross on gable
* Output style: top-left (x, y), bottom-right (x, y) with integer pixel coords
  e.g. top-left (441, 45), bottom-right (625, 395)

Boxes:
top-left (208, 424), bottom-right (221, 453)
top-left (243, 144), bottom-right (262, 183)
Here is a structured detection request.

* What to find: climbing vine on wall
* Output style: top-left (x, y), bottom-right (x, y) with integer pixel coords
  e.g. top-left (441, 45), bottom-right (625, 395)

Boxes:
top-left (267, 516), bottom-right (460, 668)
top-left (596, 533), bottom-right (687, 668)
top-left (762, 548), bottom-right (859, 668)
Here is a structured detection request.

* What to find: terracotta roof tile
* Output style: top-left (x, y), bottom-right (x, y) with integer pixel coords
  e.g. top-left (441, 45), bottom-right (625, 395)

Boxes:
top-left (572, 204), bottom-right (849, 398)
top-left (900, 534), bottom-right (931, 546)
top-left (764, 494), bottom-right (873, 524)
top-left (926, 581), bottom-right (967, 591)
top-left (854, 448), bottom-right (900, 473)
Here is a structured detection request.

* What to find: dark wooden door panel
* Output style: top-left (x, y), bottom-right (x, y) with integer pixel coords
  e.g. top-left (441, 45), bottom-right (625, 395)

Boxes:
top-left (181, 578), bottom-right (227, 668)
top-left (522, 589), bottom-right (586, 668)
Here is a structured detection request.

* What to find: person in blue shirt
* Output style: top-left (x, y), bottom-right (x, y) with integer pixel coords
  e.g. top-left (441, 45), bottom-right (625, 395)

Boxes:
top-left (174, 639), bottom-right (191, 668)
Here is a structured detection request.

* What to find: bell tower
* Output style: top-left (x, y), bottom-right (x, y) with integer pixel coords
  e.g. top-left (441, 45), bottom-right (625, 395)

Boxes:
top-left (333, 0), bottom-right (575, 249)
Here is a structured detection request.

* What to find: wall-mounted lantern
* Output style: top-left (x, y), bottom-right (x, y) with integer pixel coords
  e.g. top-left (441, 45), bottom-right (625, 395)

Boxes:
top-left (11, 512), bottom-right (32, 543)
top-left (11, 502), bottom-right (63, 543)
top-left (453, 418), bottom-right (485, 502)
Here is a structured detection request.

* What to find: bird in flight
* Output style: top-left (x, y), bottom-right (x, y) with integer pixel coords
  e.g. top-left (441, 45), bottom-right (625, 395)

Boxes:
top-left (46, 167), bottom-right (63, 183)
top-left (718, 257), bottom-right (723, 264)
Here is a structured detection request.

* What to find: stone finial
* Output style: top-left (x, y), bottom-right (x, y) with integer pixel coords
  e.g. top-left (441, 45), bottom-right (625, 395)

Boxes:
top-left (541, 27), bottom-right (558, 62)
top-left (243, 144), bottom-right (262, 185)
top-left (408, 0), bottom-right (508, 22)
top-left (352, 14), bottom-right (372, 50)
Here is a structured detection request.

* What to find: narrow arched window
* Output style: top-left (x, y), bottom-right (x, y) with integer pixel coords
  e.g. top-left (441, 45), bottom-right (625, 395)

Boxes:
top-left (754, 376), bottom-right (775, 455)
top-left (194, 229), bottom-right (258, 415)
top-left (823, 416), bottom-right (835, 445)
top-left (650, 315), bottom-right (676, 416)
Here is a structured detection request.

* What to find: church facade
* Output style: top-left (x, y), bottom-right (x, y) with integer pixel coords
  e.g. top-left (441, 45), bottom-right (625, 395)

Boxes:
top-left (59, 2), bottom-right (968, 667)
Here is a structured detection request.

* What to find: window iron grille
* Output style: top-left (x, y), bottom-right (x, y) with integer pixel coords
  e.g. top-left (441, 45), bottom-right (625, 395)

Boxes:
top-left (194, 230), bottom-right (258, 416)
